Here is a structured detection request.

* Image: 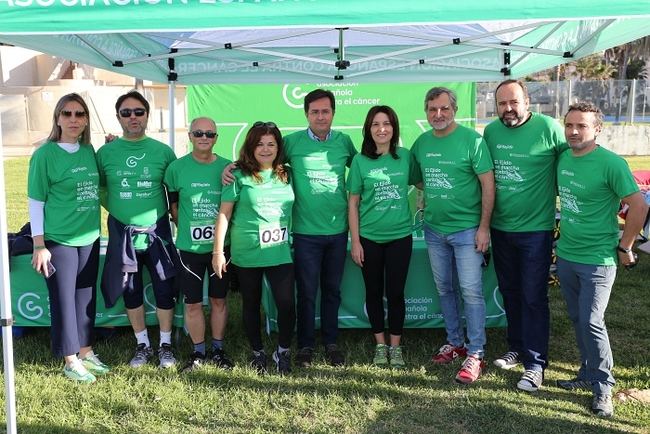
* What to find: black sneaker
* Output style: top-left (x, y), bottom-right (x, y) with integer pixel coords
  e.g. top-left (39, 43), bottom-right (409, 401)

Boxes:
top-left (211, 348), bottom-right (234, 370)
top-left (129, 343), bottom-right (153, 368)
top-left (493, 351), bottom-right (520, 370)
top-left (325, 344), bottom-right (345, 367)
top-left (557, 378), bottom-right (592, 391)
top-left (250, 351), bottom-right (267, 375)
top-left (592, 393), bottom-right (614, 418)
top-left (295, 347), bottom-right (313, 368)
top-left (158, 343), bottom-right (177, 369)
top-left (180, 351), bottom-right (206, 373)
top-left (517, 369), bottom-right (544, 392)
top-left (273, 350), bottom-right (291, 375)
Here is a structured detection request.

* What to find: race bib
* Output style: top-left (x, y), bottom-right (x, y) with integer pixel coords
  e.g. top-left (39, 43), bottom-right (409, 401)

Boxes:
top-left (258, 223), bottom-right (288, 249)
top-left (190, 223), bottom-right (214, 244)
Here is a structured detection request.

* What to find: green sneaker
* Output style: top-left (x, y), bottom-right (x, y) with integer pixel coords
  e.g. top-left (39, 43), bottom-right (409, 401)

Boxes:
top-left (373, 344), bottom-right (389, 366)
top-left (82, 354), bottom-right (110, 376)
top-left (389, 346), bottom-right (405, 369)
top-left (63, 363), bottom-right (96, 384)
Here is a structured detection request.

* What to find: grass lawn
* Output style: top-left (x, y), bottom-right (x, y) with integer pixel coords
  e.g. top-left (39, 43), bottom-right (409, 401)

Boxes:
top-left (1, 156), bottom-right (649, 433)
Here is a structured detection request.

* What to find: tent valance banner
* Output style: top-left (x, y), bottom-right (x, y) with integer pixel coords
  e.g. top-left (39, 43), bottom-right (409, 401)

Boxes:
top-left (1, 1), bottom-right (649, 84)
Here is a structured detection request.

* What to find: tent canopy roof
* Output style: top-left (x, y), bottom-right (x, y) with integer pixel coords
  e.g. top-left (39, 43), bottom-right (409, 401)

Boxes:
top-left (1, 1), bottom-right (649, 84)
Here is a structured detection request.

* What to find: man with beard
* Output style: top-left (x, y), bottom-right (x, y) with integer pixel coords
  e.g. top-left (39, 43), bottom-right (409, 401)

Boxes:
top-left (483, 80), bottom-right (566, 392)
top-left (556, 102), bottom-right (647, 417)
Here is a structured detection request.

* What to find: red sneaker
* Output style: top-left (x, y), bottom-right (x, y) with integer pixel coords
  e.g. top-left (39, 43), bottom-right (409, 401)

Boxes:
top-left (431, 344), bottom-right (467, 364)
top-left (455, 355), bottom-right (486, 384)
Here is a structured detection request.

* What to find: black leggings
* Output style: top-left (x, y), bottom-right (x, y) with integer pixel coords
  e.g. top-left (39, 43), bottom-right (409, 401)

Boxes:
top-left (44, 239), bottom-right (100, 357)
top-left (236, 263), bottom-right (295, 351)
top-left (360, 235), bottom-right (412, 336)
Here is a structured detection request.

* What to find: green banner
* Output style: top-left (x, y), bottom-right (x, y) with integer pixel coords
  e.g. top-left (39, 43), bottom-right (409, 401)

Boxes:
top-left (187, 81), bottom-right (476, 162)
top-left (263, 240), bottom-right (506, 331)
top-left (10, 252), bottom-right (185, 327)
top-left (1, 1), bottom-right (647, 34)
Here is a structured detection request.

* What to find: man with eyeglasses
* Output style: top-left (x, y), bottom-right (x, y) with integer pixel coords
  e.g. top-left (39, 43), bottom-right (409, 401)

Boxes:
top-left (482, 79), bottom-right (567, 392)
top-left (555, 102), bottom-right (647, 418)
top-left (411, 86), bottom-right (495, 384)
top-left (97, 90), bottom-right (178, 369)
top-left (163, 117), bottom-right (234, 373)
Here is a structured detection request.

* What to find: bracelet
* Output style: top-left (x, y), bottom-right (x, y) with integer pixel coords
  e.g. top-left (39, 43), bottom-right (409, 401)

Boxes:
top-left (617, 245), bottom-right (632, 254)
top-left (212, 251), bottom-right (225, 255)
top-left (33, 245), bottom-right (46, 250)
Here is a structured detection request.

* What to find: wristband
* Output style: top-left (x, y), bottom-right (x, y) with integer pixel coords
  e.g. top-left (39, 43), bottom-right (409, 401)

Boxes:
top-left (33, 245), bottom-right (46, 250)
top-left (212, 251), bottom-right (225, 255)
top-left (617, 245), bottom-right (632, 254)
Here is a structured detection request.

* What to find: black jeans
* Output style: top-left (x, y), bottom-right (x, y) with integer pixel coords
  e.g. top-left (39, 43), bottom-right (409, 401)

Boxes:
top-left (237, 263), bottom-right (295, 351)
top-left (360, 235), bottom-right (412, 335)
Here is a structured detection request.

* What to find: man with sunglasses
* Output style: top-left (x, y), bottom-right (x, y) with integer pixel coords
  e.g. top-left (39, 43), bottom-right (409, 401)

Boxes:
top-left (97, 90), bottom-right (178, 369)
top-left (555, 102), bottom-right (647, 418)
top-left (163, 117), bottom-right (234, 372)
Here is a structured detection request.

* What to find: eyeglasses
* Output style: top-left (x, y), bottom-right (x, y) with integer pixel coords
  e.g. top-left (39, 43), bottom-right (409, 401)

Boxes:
top-left (252, 121), bottom-right (277, 128)
top-left (118, 108), bottom-right (147, 118)
top-left (60, 110), bottom-right (86, 118)
top-left (191, 130), bottom-right (218, 139)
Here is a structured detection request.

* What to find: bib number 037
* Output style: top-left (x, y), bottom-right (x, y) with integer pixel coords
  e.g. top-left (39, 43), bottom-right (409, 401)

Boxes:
top-left (259, 225), bottom-right (288, 248)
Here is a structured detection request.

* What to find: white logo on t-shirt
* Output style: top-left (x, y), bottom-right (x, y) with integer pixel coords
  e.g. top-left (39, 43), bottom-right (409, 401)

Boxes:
top-left (126, 154), bottom-right (146, 168)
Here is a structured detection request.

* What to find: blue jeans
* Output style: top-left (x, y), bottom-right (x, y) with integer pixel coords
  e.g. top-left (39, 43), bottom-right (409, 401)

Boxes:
top-left (294, 232), bottom-right (348, 348)
top-left (557, 258), bottom-right (616, 395)
top-left (491, 229), bottom-right (552, 371)
top-left (424, 226), bottom-right (486, 357)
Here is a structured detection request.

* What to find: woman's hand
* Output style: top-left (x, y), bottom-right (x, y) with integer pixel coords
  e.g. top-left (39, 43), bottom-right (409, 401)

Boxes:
top-left (351, 240), bottom-right (364, 267)
top-left (32, 247), bottom-right (53, 277)
top-left (212, 252), bottom-right (228, 279)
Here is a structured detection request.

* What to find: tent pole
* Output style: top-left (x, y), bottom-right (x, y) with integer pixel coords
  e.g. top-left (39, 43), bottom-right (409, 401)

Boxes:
top-left (168, 81), bottom-right (175, 152)
top-left (0, 111), bottom-right (18, 434)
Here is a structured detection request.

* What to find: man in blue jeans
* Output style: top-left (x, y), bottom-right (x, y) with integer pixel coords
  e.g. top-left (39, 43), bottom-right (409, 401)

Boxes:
top-left (411, 87), bottom-right (495, 384)
top-left (556, 102), bottom-right (647, 418)
top-left (483, 80), bottom-right (566, 392)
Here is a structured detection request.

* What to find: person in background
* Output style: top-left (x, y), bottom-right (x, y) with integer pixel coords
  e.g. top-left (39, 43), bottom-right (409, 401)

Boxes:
top-left (555, 102), bottom-right (648, 418)
top-left (212, 122), bottom-right (295, 375)
top-left (28, 93), bottom-right (108, 383)
top-left (347, 105), bottom-right (417, 369)
top-left (97, 90), bottom-right (178, 369)
top-left (164, 117), bottom-right (234, 372)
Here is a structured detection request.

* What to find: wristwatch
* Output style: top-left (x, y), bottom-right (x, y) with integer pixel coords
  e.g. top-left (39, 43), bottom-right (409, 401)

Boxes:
top-left (617, 245), bottom-right (632, 254)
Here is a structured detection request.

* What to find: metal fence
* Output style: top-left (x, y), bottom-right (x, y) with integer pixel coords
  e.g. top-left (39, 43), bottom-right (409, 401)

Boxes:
top-left (477, 79), bottom-right (650, 124)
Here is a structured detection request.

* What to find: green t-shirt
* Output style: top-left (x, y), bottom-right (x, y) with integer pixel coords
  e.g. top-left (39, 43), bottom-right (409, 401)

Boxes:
top-left (347, 147), bottom-right (417, 242)
top-left (411, 124), bottom-right (494, 234)
top-left (484, 112), bottom-right (567, 232)
top-left (283, 129), bottom-right (357, 235)
top-left (27, 142), bottom-right (100, 246)
top-left (556, 146), bottom-right (639, 266)
top-left (222, 169), bottom-right (294, 267)
top-left (164, 153), bottom-right (231, 253)
top-left (96, 136), bottom-right (176, 249)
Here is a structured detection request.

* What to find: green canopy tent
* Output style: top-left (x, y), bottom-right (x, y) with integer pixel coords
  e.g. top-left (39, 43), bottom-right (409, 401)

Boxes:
top-left (1, 2), bottom-right (649, 432)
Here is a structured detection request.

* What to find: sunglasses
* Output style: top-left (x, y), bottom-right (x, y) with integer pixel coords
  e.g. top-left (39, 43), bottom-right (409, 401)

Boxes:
top-left (191, 130), bottom-right (218, 139)
top-left (60, 110), bottom-right (86, 118)
top-left (118, 108), bottom-right (147, 118)
top-left (253, 121), bottom-right (277, 128)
